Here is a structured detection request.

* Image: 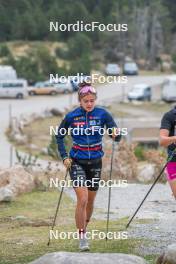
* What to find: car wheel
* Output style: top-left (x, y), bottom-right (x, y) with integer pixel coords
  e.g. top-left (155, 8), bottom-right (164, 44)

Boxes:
top-left (50, 91), bottom-right (57, 95)
top-left (16, 93), bottom-right (23, 99)
top-left (64, 89), bottom-right (70, 94)
top-left (29, 91), bottom-right (36, 96)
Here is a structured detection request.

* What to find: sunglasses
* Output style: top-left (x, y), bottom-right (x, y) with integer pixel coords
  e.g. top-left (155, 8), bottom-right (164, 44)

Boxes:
top-left (79, 86), bottom-right (96, 95)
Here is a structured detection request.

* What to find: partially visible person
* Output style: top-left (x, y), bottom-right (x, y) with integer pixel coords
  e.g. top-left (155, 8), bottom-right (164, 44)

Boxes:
top-left (160, 106), bottom-right (176, 198)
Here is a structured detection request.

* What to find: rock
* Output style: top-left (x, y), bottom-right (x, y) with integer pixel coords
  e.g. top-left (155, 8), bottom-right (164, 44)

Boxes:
top-left (13, 133), bottom-right (27, 145)
top-left (27, 144), bottom-right (39, 150)
top-left (161, 61), bottom-right (172, 72)
top-left (50, 108), bottom-right (64, 117)
top-left (43, 109), bottom-right (53, 118)
top-left (40, 147), bottom-right (48, 155)
top-left (156, 244), bottom-right (176, 264)
top-left (103, 139), bottom-right (138, 181)
top-left (0, 165), bottom-right (35, 200)
top-left (29, 252), bottom-right (147, 264)
top-left (12, 215), bottom-right (27, 220)
top-left (0, 187), bottom-right (14, 202)
top-left (137, 163), bottom-right (156, 183)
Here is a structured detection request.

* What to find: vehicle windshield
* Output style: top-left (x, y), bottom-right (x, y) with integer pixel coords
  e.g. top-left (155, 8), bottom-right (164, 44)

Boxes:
top-left (163, 80), bottom-right (176, 89)
top-left (131, 86), bottom-right (144, 92)
top-left (107, 64), bottom-right (118, 69)
top-left (125, 63), bottom-right (137, 70)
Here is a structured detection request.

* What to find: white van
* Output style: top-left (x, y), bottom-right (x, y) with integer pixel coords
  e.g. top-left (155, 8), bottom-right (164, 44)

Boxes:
top-left (0, 65), bottom-right (17, 80)
top-left (162, 75), bottom-right (176, 102)
top-left (0, 79), bottom-right (28, 99)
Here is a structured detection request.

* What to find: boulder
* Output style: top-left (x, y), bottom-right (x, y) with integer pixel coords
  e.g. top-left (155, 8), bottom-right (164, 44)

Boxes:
top-left (13, 133), bottom-right (27, 145)
top-left (137, 163), bottom-right (156, 183)
top-left (102, 140), bottom-right (138, 181)
top-left (43, 109), bottom-right (53, 118)
top-left (0, 187), bottom-right (14, 202)
top-left (161, 61), bottom-right (172, 72)
top-left (156, 244), bottom-right (176, 264)
top-left (29, 252), bottom-right (147, 264)
top-left (0, 165), bottom-right (35, 201)
top-left (50, 108), bottom-right (64, 117)
top-left (27, 144), bottom-right (39, 150)
top-left (40, 147), bottom-right (48, 155)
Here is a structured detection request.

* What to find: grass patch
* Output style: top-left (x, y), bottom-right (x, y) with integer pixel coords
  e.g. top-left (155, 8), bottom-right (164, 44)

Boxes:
top-left (144, 255), bottom-right (157, 264)
top-left (0, 190), bottom-right (154, 264)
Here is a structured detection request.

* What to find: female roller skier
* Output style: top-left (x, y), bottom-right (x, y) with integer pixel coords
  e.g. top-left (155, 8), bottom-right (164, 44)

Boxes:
top-left (56, 82), bottom-right (121, 251)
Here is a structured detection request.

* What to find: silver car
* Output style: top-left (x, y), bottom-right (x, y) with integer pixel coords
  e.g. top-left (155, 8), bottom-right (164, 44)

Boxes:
top-left (105, 64), bottom-right (120, 76)
top-left (54, 79), bottom-right (73, 94)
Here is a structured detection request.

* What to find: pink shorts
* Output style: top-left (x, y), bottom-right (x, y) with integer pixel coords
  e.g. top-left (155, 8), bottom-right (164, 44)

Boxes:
top-left (166, 162), bottom-right (176, 181)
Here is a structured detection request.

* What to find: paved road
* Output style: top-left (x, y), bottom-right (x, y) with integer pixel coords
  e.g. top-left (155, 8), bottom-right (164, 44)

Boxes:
top-left (0, 75), bottom-right (165, 167)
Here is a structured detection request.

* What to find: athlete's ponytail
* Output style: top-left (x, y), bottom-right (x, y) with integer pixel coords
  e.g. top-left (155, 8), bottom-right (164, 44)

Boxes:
top-left (78, 80), bottom-right (91, 89)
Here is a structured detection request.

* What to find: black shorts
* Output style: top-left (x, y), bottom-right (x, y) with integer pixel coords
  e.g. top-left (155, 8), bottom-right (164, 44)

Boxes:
top-left (69, 158), bottom-right (102, 191)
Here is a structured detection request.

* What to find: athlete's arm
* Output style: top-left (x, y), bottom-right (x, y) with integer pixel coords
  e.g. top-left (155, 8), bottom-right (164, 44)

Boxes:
top-left (160, 112), bottom-right (176, 147)
top-left (159, 129), bottom-right (176, 147)
top-left (55, 114), bottom-right (71, 160)
top-left (105, 110), bottom-right (121, 142)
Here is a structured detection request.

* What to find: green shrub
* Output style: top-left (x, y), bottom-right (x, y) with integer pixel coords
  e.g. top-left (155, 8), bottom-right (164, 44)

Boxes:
top-left (69, 53), bottom-right (91, 75)
top-left (55, 47), bottom-right (69, 60)
top-left (3, 46), bottom-right (63, 83)
top-left (68, 33), bottom-right (92, 59)
top-left (0, 44), bottom-right (11, 57)
top-left (134, 145), bottom-right (146, 161)
top-left (172, 54), bottom-right (176, 72)
top-left (15, 150), bottom-right (38, 167)
top-left (47, 133), bottom-right (59, 160)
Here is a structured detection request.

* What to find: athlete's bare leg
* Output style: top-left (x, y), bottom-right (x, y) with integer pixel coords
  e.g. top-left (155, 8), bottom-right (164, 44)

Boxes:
top-left (86, 190), bottom-right (97, 227)
top-left (169, 180), bottom-right (176, 199)
top-left (74, 187), bottom-right (88, 230)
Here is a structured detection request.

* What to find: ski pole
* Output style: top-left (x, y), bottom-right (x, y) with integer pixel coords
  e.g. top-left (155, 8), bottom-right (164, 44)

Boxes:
top-left (126, 148), bottom-right (176, 229)
top-left (106, 140), bottom-right (115, 241)
top-left (47, 168), bottom-right (69, 246)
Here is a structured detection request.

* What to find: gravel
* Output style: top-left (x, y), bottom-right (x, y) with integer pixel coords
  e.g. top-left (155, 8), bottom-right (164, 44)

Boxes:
top-left (64, 182), bottom-right (176, 255)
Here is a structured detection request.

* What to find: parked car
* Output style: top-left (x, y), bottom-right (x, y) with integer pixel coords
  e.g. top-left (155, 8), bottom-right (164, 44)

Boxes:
top-left (162, 75), bottom-right (176, 102)
top-left (28, 81), bottom-right (57, 95)
top-left (123, 62), bottom-right (138, 75)
top-left (105, 63), bottom-right (120, 76)
top-left (54, 79), bottom-right (73, 93)
top-left (127, 84), bottom-right (152, 101)
top-left (0, 79), bottom-right (28, 99)
top-left (70, 75), bottom-right (91, 91)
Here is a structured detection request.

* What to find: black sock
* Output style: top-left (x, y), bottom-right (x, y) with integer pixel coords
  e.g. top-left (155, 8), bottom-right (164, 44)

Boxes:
top-left (79, 229), bottom-right (85, 239)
